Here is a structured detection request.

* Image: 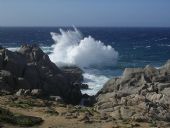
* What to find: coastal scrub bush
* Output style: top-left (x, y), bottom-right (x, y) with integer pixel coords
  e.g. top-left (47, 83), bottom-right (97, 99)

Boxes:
top-left (0, 107), bottom-right (43, 126)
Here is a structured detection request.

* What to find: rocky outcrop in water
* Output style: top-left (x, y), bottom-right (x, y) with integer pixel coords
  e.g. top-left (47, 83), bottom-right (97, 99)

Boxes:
top-left (95, 60), bottom-right (170, 122)
top-left (0, 44), bottom-right (82, 104)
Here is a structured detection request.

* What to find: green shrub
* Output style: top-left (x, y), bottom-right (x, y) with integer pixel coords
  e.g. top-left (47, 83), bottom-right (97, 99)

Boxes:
top-left (0, 107), bottom-right (43, 126)
top-left (15, 115), bottom-right (43, 126)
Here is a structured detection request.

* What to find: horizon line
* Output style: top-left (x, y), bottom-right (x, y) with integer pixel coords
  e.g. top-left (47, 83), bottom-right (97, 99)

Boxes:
top-left (0, 26), bottom-right (170, 28)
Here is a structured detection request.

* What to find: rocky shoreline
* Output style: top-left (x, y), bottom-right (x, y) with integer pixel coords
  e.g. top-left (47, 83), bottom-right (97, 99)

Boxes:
top-left (95, 60), bottom-right (170, 125)
top-left (0, 44), bottom-right (83, 104)
top-left (0, 44), bottom-right (170, 128)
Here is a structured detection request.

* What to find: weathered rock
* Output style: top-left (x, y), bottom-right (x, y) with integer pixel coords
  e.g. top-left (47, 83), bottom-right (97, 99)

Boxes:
top-left (17, 77), bottom-right (31, 89)
top-left (0, 50), bottom-right (3, 69)
top-left (79, 112), bottom-right (91, 123)
top-left (131, 114), bottom-right (148, 122)
top-left (23, 64), bottom-right (40, 89)
top-left (31, 89), bottom-right (42, 97)
top-left (15, 89), bottom-right (25, 96)
top-left (0, 48), bottom-right (27, 77)
top-left (61, 66), bottom-right (84, 84)
top-left (80, 84), bottom-right (89, 89)
top-left (63, 84), bottom-right (82, 105)
top-left (50, 96), bottom-right (64, 103)
top-left (73, 83), bottom-right (89, 90)
top-left (0, 70), bottom-right (15, 91)
top-left (81, 94), bottom-right (95, 106)
top-left (100, 112), bottom-right (108, 120)
top-left (160, 60), bottom-right (170, 76)
top-left (0, 45), bottom-right (82, 104)
top-left (95, 60), bottom-right (170, 122)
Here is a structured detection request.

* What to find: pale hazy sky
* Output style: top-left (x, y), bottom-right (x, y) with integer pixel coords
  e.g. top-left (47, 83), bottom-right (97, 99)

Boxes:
top-left (0, 0), bottom-right (170, 27)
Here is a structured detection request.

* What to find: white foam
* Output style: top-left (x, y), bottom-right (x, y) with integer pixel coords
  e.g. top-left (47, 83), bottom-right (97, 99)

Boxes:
top-left (155, 66), bottom-right (161, 69)
top-left (49, 27), bottom-right (119, 95)
top-left (7, 46), bottom-right (53, 54)
top-left (7, 47), bottom-right (20, 51)
top-left (41, 46), bottom-right (53, 54)
top-left (49, 27), bottom-right (118, 68)
top-left (146, 45), bottom-right (151, 48)
top-left (81, 72), bottom-right (110, 95)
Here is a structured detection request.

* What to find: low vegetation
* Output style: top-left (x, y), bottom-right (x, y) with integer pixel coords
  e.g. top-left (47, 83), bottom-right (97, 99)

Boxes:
top-left (9, 97), bottom-right (50, 109)
top-left (0, 107), bottom-right (43, 126)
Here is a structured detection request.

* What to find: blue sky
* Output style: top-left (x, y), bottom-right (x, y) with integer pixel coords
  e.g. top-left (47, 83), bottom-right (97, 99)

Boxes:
top-left (0, 0), bottom-right (170, 27)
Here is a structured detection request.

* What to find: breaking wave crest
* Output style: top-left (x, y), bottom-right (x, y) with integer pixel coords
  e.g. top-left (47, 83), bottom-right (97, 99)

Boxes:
top-left (49, 27), bottom-right (118, 68)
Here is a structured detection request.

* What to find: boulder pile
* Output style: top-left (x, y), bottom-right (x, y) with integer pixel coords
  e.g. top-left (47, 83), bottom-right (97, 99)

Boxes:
top-left (95, 60), bottom-right (170, 122)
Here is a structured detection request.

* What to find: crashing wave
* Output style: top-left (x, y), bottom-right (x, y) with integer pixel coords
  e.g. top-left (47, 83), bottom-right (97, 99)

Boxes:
top-left (49, 27), bottom-right (118, 68)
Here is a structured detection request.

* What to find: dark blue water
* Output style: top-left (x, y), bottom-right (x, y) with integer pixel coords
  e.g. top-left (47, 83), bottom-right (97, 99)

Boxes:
top-left (0, 27), bottom-right (170, 69)
top-left (0, 28), bottom-right (170, 67)
top-left (1, 27), bottom-right (170, 94)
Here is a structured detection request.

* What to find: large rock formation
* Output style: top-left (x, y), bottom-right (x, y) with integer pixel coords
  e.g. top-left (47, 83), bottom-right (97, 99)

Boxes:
top-left (60, 66), bottom-right (84, 84)
top-left (95, 60), bottom-right (170, 122)
top-left (0, 44), bottom-right (82, 104)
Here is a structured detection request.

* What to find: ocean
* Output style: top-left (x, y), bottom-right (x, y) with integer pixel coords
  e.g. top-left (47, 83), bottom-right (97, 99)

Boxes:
top-left (0, 27), bottom-right (170, 95)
